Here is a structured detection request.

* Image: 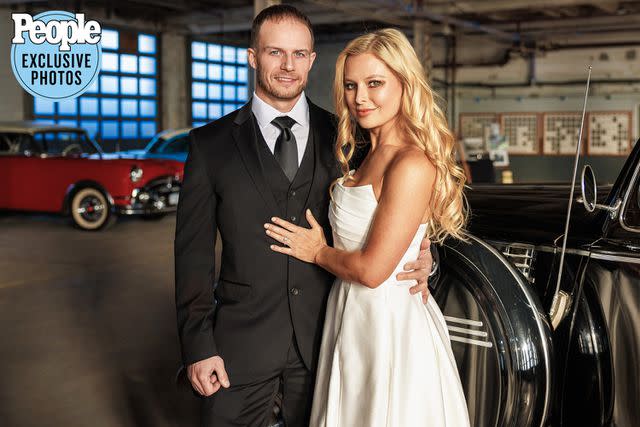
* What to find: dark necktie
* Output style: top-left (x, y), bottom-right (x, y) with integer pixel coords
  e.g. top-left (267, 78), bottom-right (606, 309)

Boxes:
top-left (271, 116), bottom-right (298, 182)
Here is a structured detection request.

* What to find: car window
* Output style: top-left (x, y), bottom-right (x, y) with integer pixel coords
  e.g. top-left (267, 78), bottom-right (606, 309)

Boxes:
top-left (0, 133), bottom-right (32, 156)
top-left (621, 174), bottom-right (640, 228)
top-left (33, 131), bottom-right (99, 156)
top-left (159, 135), bottom-right (189, 154)
top-left (146, 135), bottom-right (163, 153)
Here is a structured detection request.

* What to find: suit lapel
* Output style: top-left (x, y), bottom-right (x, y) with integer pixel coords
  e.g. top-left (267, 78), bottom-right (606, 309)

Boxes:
top-left (306, 100), bottom-right (337, 208)
top-left (232, 101), bottom-right (280, 214)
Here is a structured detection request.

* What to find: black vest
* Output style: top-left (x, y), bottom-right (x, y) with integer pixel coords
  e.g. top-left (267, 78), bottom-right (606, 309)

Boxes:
top-left (254, 116), bottom-right (316, 226)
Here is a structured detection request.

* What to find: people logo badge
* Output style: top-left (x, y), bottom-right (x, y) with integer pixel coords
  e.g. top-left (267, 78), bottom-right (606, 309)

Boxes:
top-left (11, 11), bottom-right (102, 100)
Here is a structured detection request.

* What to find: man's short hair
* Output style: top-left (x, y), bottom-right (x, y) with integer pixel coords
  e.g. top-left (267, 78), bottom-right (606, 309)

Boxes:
top-left (250, 4), bottom-right (314, 49)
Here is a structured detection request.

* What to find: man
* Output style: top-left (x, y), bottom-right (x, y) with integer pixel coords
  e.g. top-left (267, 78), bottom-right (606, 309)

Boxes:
top-left (175, 5), bottom-right (434, 426)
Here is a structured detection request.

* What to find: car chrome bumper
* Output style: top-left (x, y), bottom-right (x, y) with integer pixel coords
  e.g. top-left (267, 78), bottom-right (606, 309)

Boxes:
top-left (117, 176), bottom-right (181, 216)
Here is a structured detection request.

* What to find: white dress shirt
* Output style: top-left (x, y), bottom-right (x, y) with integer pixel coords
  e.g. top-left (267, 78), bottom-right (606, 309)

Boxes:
top-left (251, 91), bottom-right (310, 167)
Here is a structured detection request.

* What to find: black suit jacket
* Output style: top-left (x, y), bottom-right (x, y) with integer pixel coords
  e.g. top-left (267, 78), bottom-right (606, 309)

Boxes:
top-left (175, 99), bottom-right (339, 385)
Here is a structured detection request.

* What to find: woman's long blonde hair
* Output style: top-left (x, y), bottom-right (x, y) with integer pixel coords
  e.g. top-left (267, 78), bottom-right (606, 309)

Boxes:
top-left (333, 28), bottom-right (467, 243)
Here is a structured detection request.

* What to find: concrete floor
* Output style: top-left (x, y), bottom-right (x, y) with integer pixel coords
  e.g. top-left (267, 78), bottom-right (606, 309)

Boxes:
top-left (0, 212), bottom-right (206, 426)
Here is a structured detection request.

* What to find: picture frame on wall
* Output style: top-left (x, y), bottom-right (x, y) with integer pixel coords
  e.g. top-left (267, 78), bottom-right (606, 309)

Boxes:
top-left (542, 112), bottom-right (584, 155)
top-left (500, 113), bottom-right (540, 155)
top-left (587, 111), bottom-right (632, 156)
top-left (459, 113), bottom-right (499, 140)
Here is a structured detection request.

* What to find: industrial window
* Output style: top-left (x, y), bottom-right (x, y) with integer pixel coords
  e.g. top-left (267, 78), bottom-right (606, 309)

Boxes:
top-left (33, 28), bottom-right (160, 151)
top-left (190, 41), bottom-right (249, 128)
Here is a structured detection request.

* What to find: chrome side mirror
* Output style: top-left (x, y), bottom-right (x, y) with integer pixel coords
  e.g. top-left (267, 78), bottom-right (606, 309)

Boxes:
top-left (580, 165), bottom-right (597, 212)
top-left (578, 164), bottom-right (622, 219)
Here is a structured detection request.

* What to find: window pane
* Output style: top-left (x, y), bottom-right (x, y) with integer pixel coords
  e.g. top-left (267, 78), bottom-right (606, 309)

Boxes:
top-left (81, 120), bottom-right (99, 138)
top-left (139, 78), bottom-right (156, 96)
top-left (35, 98), bottom-right (55, 114)
top-left (208, 83), bottom-right (221, 100)
top-left (122, 121), bottom-right (138, 139)
top-left (140, 100), bottom-right (156, 117)
top-left (101, 99), bottom-right (119, 116)
top-left (237, 86), bottom-right (248, 101)
top-left (208, 103), bottom-right (222, 120)
top-left (121, 99), bottom-right (138, 117)
top-left (192, 102), bottom-right (207, 119)
top-left (192, 121), bottom-right (207, 128)
top-left (192, 41), bottom-right (207, 60)
top-left (80, 97), bottom-right (99, 115)
top-left (101, 75), bottom-right (119, 94)
top-left (120, 54), bottom-right (138, 74)
top-left (121, 77), bottom-right (138, 95)
top-left (223, 104), bottom-right (235, 115)
top-left (85, 78), bottom-right (98, 94)
top-left (192, 82), bottom-right (207, 100)
top-left (101, 29), bottom-right (119, 50)
top-left (236, 48), bottom-right (247, 64)
top-left (223, 46), bottom-right (236, 63)
top-left (223, 66), bottom-right (236, 82)
top-left (102, 52), bottom-right (119, 72)
top-left (141, 121), bottom-right (156, 138)
top-left (237, 67), bottom-right (248, 82)
top-left (208, 44), bottom-right (222, 61)
top-left (138, 34), bottom-right (156, 54)
top-left (223, 85), bottom-right (236, 101)
top-left (139, 57), bottom-right (156, 75)
top-left (192, 62), bottom-right (207, 80)
top-left (208, 64), bottom-right (222, 81)
top-left (33, 119), bottom-right (54, 125)
top-left (58, 98), bottom-right (77, 115)
top-left (102, 121), bottom-right (119, 139)
top-left (58, 119), bottom-right (77, 128)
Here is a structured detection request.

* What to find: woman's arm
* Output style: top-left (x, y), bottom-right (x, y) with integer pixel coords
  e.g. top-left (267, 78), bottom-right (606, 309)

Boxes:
top-left (266, 151), bottom-right (435, 289)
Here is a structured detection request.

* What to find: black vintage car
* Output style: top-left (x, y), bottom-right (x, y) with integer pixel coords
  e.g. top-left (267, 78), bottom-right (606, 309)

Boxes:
top-left (433, 139), bottom-right (640, 426)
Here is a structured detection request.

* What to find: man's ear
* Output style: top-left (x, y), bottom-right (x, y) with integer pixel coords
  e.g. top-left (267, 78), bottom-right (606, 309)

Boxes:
top-left (308, 51), bottom-right (317, 71)
top-left (247, 47), bottom-right (257, 70)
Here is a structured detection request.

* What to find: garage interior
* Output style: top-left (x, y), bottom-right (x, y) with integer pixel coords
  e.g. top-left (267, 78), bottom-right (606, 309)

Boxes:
top-left (1, 1), bottom-right (639, 426)
top-left (1, 0), bottom-right (639, 182)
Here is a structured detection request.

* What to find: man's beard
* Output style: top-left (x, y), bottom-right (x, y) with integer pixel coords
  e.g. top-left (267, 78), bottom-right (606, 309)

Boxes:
top-left (256, 63), bottom-right (306, 100)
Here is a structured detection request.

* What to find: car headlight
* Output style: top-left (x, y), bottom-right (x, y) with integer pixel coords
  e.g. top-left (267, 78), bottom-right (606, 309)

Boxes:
top-left (130, 166), bottom-right (143, 183)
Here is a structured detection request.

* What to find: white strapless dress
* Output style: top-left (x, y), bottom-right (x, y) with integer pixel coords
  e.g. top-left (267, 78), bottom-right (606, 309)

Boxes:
top-left (309, 175), bottom-right (471, 427)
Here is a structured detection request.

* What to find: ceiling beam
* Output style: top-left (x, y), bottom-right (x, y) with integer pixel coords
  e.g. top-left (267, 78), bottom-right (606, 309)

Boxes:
top-left (179, 5), bottom-right (380, 34)
top-left (593, 2), bottom-right (620, 14)
top-left (311, 0), bottom-right (521, 42)
top-left (424, 0), bottom-right (624, 14)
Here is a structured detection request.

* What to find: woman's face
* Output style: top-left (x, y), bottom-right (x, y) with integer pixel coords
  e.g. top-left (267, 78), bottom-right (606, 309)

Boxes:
top-left (343, 53), bottom-right (403, 131)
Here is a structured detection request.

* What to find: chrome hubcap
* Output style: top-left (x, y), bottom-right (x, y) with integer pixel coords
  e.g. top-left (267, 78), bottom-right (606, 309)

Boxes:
top-left (76, 196), bottom-right (105, 222)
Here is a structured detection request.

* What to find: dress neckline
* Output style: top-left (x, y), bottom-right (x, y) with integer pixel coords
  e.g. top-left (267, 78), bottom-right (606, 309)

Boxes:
top-left (338, 170), bottom-right (376, 198)
top-left (339, 170), bottom-right (373, 190)
top-left (337, 170), bottom-right (429, 229)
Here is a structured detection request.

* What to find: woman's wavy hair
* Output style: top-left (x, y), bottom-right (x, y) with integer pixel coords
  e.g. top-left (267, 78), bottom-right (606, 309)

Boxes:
top-left (333, 28), bottom-right (467, 243)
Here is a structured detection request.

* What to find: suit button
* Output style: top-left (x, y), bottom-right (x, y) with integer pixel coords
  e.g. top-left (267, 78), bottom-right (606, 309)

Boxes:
top-left (290, 216), bottom-right (297, 222)
top-left (290, 190), bottom-right (296, 198)
top-left (290, 288), bottom-right (300, 296)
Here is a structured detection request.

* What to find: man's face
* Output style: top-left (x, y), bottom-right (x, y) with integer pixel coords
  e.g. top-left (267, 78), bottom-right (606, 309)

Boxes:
top-left (248, 18), bottom-right (316, 104)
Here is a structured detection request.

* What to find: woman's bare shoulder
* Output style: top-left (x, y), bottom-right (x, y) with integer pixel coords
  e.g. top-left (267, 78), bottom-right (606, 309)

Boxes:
top-left (384, 146), bottom-right (435, 188)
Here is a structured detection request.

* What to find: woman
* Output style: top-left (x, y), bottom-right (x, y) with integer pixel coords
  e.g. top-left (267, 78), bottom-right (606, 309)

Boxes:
top-left (264, 28), bottom-right (470, 426)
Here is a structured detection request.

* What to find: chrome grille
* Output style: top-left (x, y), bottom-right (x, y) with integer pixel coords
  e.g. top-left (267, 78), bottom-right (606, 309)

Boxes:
top-left (496, 242), bottom-right (537, 283)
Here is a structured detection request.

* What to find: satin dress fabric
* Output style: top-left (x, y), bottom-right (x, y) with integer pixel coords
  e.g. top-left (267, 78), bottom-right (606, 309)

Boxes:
top-left (309, 173), bottom-right (471, 427)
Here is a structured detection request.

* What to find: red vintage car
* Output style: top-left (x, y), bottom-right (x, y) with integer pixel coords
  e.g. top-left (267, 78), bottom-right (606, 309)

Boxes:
top-left (0, 121), bottom-right (184, 230)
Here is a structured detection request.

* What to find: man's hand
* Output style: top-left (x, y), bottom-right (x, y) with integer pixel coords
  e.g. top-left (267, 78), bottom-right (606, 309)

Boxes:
top-left (396, 237), bottom-right (433, 303)
top-left (187, 355), bottom-right (230, 397)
